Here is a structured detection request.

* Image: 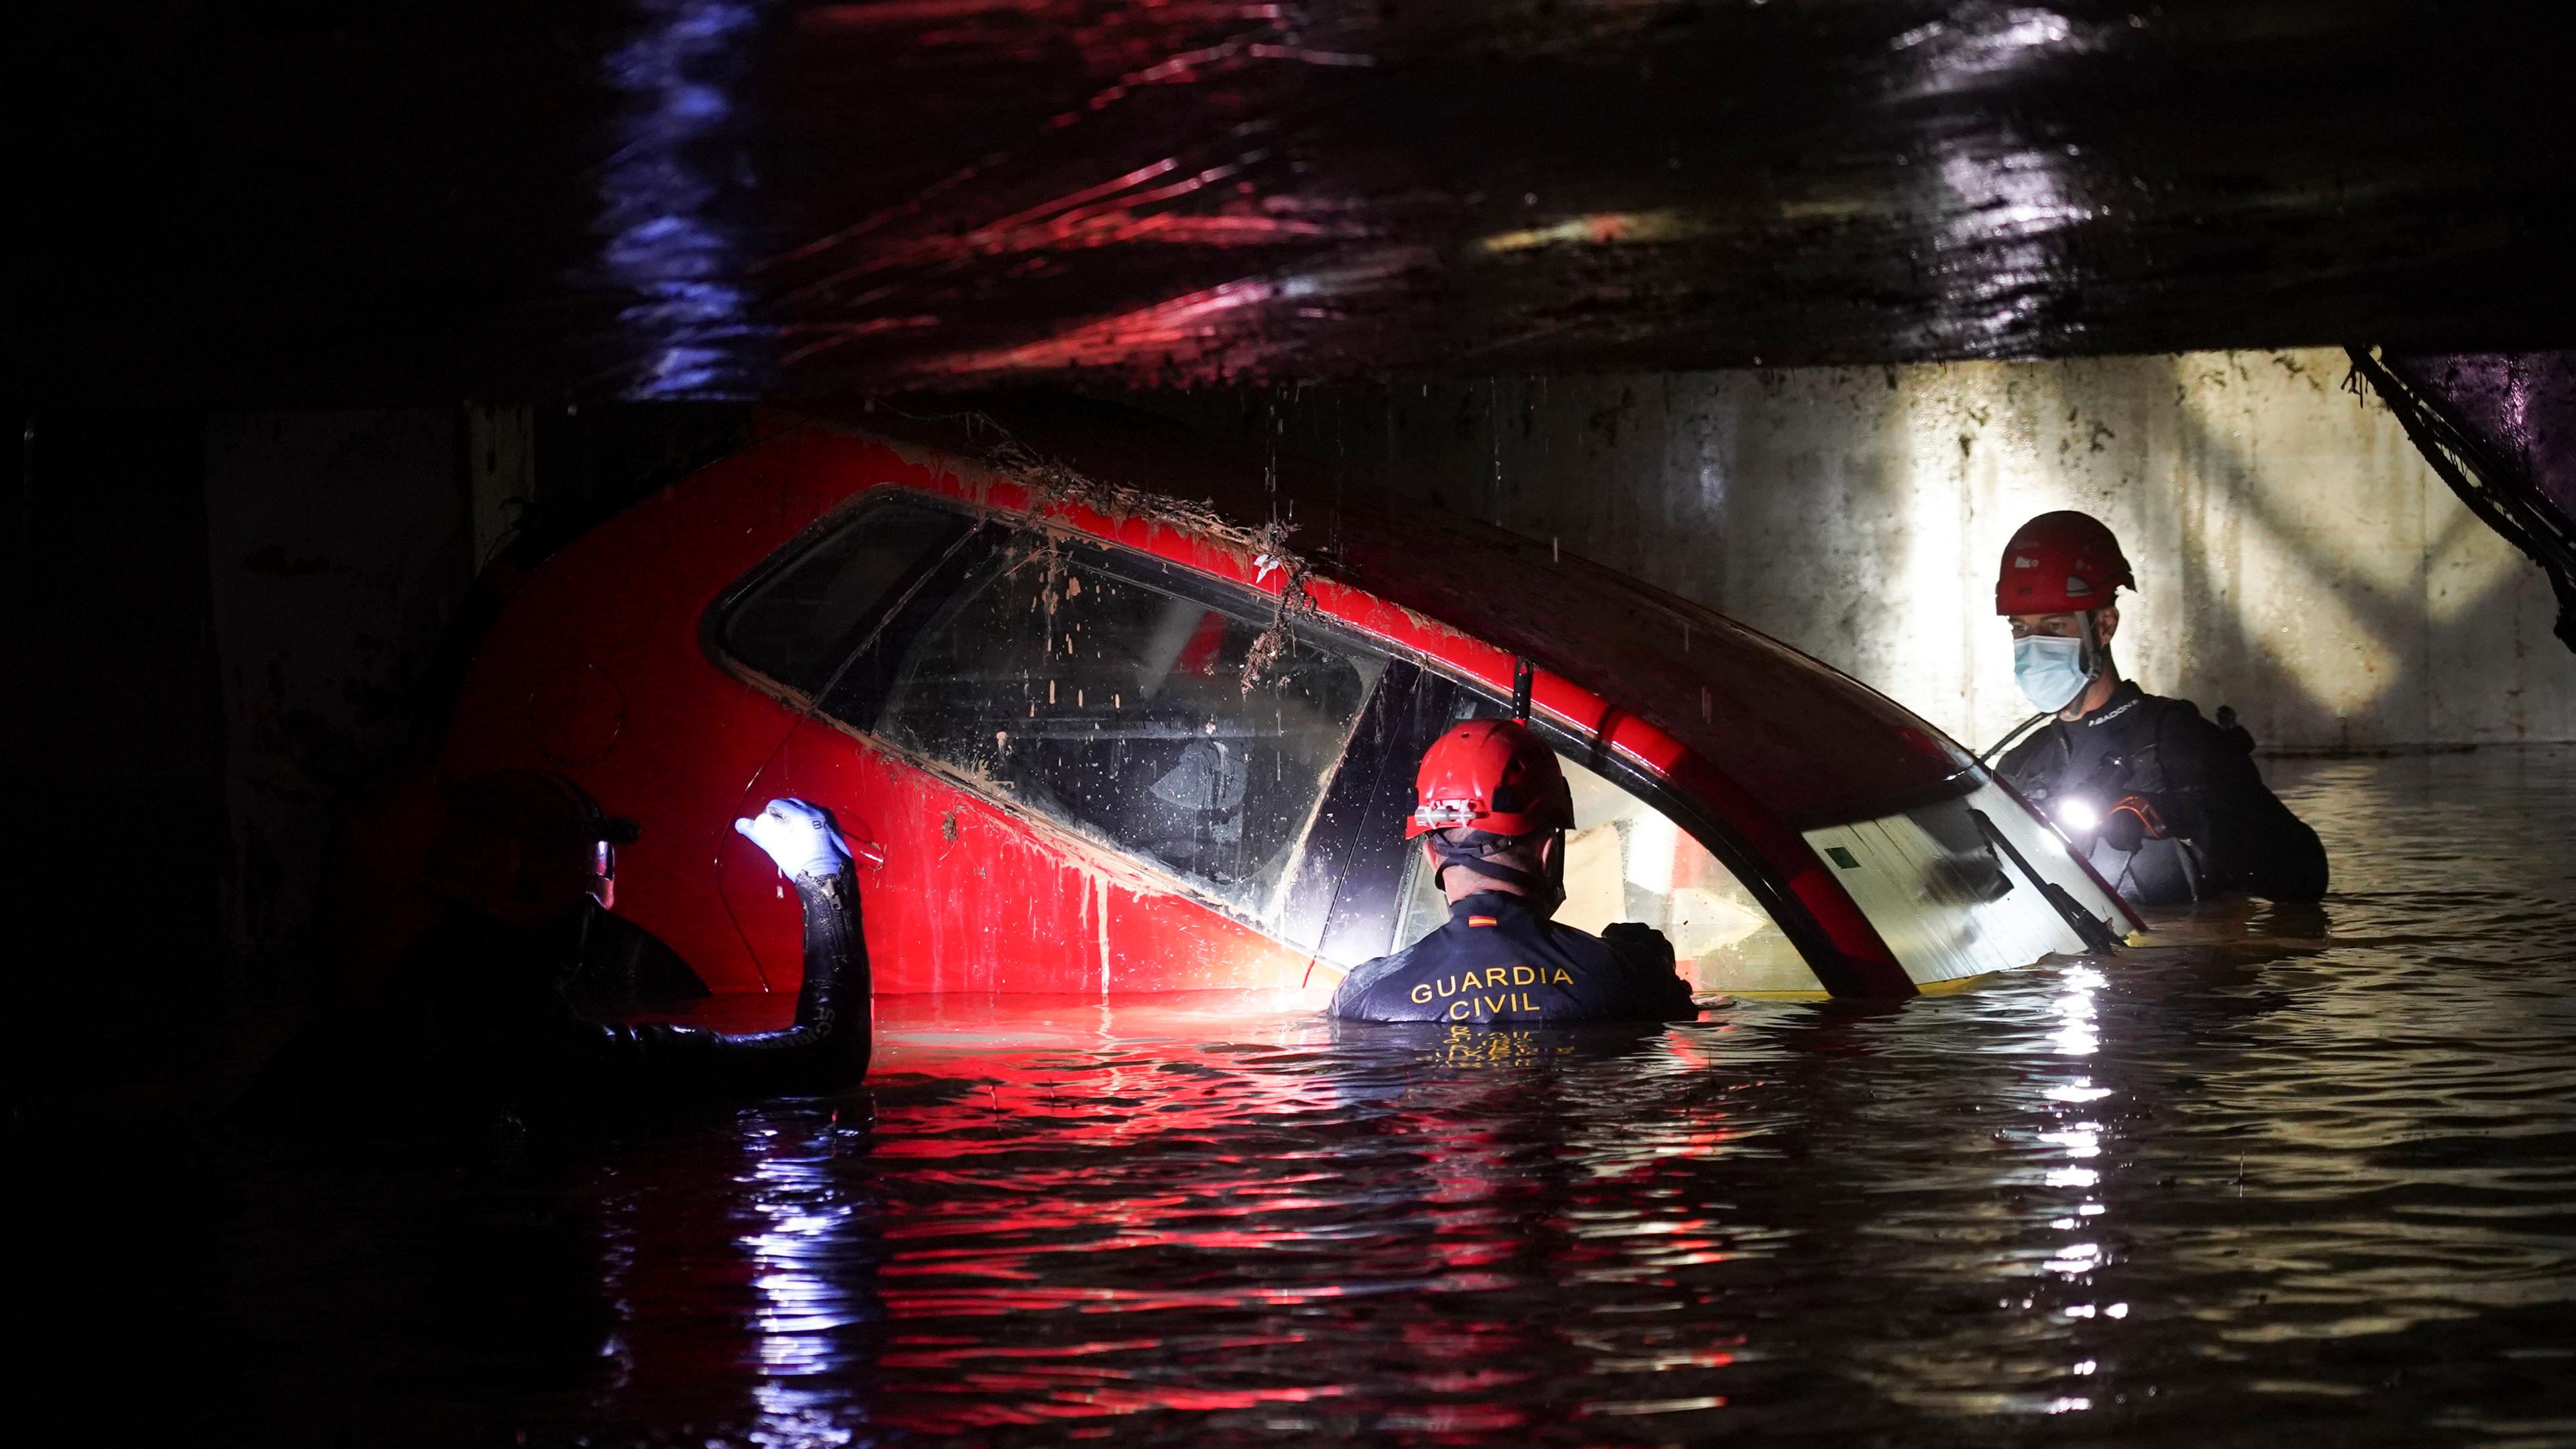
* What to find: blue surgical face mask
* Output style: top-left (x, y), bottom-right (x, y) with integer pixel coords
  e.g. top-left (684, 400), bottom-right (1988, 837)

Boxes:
top-left (2013, 633), bottom-right (2092, 712)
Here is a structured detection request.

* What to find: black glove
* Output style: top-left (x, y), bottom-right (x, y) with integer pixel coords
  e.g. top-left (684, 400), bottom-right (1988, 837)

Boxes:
top-left (2100, 794), bottom-right (2167, 854)
top-left (1601, 922), bottom-right (1677, 976)
top-left (1602, 922), bottom-right (1695, 1016)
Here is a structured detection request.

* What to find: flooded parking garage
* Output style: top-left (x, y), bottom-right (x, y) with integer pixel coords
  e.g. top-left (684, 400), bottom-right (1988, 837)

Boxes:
top-left (12, 1), bottom-right (2576, 1443)
top-left (19, 747), bottom-right (2574, 1444)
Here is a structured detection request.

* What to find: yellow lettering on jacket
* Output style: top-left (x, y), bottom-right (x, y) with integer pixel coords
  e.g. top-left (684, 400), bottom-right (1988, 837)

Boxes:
top-left (1411, 965), bottom-right (1574, 1013)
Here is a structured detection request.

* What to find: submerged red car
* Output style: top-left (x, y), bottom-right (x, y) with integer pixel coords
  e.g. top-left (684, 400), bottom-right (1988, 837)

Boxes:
top-left (360, 401), bottom-right (2133, 1020)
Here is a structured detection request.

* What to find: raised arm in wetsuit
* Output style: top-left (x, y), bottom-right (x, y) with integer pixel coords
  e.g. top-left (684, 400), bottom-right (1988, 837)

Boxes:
top-left (248, 775), bottom-right (869, 1134)
top-left (580, 798), bottom-right (871, 1093)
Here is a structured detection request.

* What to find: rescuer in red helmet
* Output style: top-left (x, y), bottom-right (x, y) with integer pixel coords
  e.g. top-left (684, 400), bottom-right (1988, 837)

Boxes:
top-left (1328, 718), bottom-right (1696, 1024)
top-left (1991, 511), bottom-right (2327, 906)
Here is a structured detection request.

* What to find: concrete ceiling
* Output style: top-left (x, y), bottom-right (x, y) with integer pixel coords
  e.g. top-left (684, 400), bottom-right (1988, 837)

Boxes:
top-left (14, 0), bottom-right (2576, 402)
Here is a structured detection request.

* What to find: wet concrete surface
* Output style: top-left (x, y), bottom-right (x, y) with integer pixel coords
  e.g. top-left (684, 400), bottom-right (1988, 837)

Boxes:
top-left (17, 2), bottom-right (2576, 401)
top-left (21, 746), bottom-right (2576, 1444)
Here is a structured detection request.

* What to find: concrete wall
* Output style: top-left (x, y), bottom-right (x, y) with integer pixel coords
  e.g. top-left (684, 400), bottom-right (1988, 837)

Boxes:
top-left (198, 405), bottom-right (743, 985)
top-left (1195, 350), bottom-right (2576, 752)
top-left (205, 411), bottom-right (480, 983)
top-left (3, 410), bottom-right (231, 1089)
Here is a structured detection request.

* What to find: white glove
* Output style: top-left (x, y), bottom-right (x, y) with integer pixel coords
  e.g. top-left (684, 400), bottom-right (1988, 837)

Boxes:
top-left (734, 798), bottom-right (852, 881)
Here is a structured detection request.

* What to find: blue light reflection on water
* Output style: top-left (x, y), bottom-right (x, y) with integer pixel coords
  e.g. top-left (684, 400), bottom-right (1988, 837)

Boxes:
top-left (596, 0), bottom-right (778, 398)
top-left (741, 1114), bottom-right (879, 1449)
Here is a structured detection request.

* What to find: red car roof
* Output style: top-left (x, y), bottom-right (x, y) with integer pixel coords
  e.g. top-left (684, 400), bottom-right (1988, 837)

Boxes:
top-left (793, 399), bottom-right (1974, 830)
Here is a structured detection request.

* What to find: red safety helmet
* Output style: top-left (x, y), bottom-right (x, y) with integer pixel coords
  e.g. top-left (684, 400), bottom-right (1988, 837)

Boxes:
top-left (1408, 718), bottom-right (1574, 839)
top-left (1995, 511), bottom-right (2135, 615)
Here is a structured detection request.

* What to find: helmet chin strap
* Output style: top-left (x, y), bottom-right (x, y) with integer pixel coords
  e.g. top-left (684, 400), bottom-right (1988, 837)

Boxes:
top-left (2076, 609), bottom-right (2117, 693)
top-left (1429, 831), bottom-right (1566, 915)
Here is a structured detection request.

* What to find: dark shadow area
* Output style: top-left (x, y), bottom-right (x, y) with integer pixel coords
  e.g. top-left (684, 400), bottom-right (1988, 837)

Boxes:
top-left (1, 402), bottom-right (750, 1130)
top-left (1, 409), bottom-right (229, 1117)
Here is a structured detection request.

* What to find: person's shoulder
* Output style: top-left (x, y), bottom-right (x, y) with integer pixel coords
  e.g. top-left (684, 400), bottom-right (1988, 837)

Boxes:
top-left (1326, 933), bottom-right (1441, 1018)
top-left (1589, 922), bottom-right (1697, 1018)
top-left (1996, 724), bottom-right (2061, 783)
top-left (1331, 940), bottom-right (1415, 997)
top-left (2126, 690), bottom-right (2235, 747)
top-left (2129, 687), bottom-right (2204, 717)
top-left (1527, 914), bottom-right (1617, 963)
top-left (1527, 916), bottom-right (1670, 962)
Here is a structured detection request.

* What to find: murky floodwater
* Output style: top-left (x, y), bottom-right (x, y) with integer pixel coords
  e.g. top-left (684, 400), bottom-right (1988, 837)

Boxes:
top-left (46, 750), bottom-right (2576, 1446)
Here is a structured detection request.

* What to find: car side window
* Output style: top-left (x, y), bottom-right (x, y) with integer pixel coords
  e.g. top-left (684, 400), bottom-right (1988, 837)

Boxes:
top-left (877, 537), bottom-right (1387, 915)
top-left (1552, 755), bottom-right (1809, 993)
top-left (716, 497), bottom-right (977, 700)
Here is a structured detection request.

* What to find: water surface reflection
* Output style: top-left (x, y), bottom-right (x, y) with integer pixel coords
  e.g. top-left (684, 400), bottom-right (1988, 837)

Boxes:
top-left (169, 749), bottom-right (2576, 1442)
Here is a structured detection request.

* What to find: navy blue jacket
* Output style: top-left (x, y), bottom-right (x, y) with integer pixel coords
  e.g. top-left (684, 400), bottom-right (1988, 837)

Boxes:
top-left (1998, 681), bottom-right (2326, 905)
top-left (1328, 892), bottom-right (1696, 1024)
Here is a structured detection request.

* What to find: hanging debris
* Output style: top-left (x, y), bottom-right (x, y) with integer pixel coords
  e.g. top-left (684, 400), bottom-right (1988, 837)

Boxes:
top-left (978, 431), bottom-right (1317, 692)
top-left (2349, 347), bottom-right (2576, 653)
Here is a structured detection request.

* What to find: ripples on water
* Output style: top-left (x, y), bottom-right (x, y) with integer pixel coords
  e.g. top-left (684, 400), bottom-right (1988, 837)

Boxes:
top-left (80, 751), bottom-right (2576, 1444)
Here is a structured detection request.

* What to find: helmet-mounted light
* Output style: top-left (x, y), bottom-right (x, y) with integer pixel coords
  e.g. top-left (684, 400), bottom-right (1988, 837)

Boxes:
top-left (1406, 716), bottom-right (1574, 841)
top-left (1411, 798), bottom-right (1486, 831)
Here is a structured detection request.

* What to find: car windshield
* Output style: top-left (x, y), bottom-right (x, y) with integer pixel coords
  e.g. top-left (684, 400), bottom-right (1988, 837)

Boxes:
top-left (1800, 775), bottom-right (2118, 987)
top-left (877, 537), bottom-right (1386, 916)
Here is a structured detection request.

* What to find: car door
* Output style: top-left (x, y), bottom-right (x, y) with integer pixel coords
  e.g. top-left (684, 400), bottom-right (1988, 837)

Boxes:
top-left (707, 494), bottom-right (1399, 996)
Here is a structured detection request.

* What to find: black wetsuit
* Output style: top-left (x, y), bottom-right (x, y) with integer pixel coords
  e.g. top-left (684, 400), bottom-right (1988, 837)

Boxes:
top-left (1998, 681), bottom-right (2328, 906)
top-left (251, 870), bottom-right (869, 1132)
top-left (1328, 891), bottom-right (1696, 1024)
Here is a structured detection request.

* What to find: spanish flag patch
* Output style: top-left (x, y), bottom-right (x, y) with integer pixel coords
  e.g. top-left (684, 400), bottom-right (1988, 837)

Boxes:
top-left (1467, 915), bottom-right (1498, 928)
